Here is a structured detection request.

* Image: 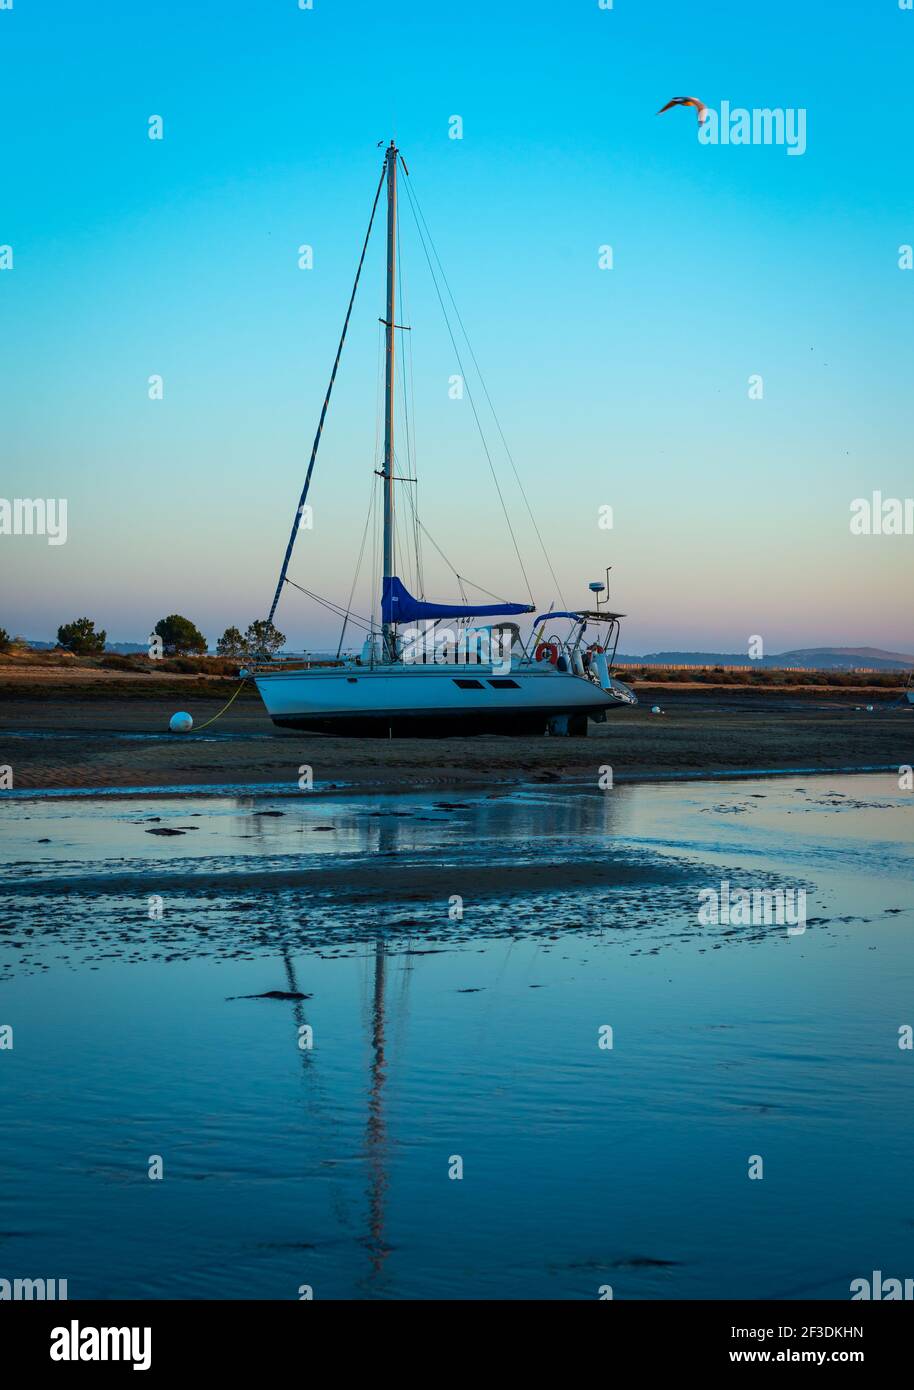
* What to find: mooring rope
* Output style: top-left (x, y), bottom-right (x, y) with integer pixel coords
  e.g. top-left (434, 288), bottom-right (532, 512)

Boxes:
top-left (190, 678), bottom-right (249, 731)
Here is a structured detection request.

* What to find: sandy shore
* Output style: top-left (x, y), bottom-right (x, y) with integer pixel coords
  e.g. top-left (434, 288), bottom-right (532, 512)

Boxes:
top-left (1, 687), bottom-right (909, 793)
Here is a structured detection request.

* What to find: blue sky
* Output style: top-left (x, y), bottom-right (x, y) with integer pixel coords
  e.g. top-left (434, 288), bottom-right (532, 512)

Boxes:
top-left (1, 0), bottom-right (912, 653)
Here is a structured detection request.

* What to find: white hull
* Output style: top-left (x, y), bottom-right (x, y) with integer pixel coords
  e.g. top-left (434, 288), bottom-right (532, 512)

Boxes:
top-left (254, 662), bottom-right (630, 735)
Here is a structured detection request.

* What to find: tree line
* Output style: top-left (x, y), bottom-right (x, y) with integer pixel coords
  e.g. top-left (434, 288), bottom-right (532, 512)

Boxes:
top-left (0, 616), bottom-right (286, 659)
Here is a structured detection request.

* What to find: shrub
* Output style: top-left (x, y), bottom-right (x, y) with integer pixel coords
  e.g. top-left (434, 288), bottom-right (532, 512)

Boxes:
top-left (242, 619), bottom-right (286, 661)
top-left (153, 614), bottom-right (207, 657)
top-left (217, 626), bottom-right (245, 658)
top-left (99, 654), bottom-right (137, 671)
top-left (57, 617), bottom-right (106, 654)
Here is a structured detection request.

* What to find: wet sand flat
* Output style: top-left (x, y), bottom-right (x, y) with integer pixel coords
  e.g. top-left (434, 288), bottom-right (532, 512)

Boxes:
top-left (1, 689), bottom-right (910, 793)
top-left (1, 774), bottom-right (912, 1299)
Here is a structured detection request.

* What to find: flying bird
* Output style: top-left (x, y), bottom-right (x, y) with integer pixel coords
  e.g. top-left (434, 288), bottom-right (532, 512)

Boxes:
top-left (657, 96), bottom-right (709, 126)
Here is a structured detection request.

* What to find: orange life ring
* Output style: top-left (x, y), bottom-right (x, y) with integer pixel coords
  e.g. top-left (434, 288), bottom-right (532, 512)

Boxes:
top-left (535, 641), bottom-right (559, 665)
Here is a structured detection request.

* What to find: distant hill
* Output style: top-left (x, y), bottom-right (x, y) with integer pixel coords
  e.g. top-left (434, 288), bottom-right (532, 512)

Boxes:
top-left (23, 640), bottom-right (150, 654)
top-left (779, 647), bottom-right (914, 668)
top-left (17, 639), bottom-right (913, 670)
top-left (619, 647), bottom-right (914, 671)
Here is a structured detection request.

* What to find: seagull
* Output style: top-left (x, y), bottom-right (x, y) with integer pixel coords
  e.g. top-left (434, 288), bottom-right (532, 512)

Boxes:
top-left (657, 96), bottom-right (709, 126)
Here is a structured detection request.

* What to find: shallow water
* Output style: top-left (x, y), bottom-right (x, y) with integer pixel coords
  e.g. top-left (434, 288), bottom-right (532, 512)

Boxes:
top-left (0, 774), bottom-right (912, 1300)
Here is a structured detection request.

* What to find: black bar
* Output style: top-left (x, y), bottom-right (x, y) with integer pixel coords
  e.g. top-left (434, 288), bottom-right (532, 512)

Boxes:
top-left (3, 1298), bottom-right (909, 1375)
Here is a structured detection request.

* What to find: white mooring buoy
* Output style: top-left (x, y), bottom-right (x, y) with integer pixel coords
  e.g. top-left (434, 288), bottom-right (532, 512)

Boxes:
top-left (169, 711), bottom-right (194, 733)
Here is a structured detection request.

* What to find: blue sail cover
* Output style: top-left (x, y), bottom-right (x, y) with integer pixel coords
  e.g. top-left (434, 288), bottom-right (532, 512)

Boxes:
top-left (382, 576), bottom-right (534, 625)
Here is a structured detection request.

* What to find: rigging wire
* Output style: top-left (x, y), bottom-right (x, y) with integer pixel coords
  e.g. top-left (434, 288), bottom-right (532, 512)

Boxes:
top-left (370, 469), bottom-right (380, 637)
top-left (395, 219), bottom-right (413, 485)
top-left (399, 172), bottom-right (536, 608)
top-left (415, 518), bottom-right (519, 603)
top-left (406, 310), bottom-right (423, 595)
top-left (373, 320), bottom-right (384, 483)
top-left (336, 484), bottom-right (377, 657)
top-left (284, 576), bottom-right (374, 632)
top-left (366, 325), bottom-right (384, 642)
top-left (401, 480), bottom-right (425, 596)
top-left (393, 455), bottom-right (414, 594)
top-left (403, 172), bottom-right (566, 609)
top-left (276, 148), bottom-right (553, 637)
top-left (397, 219), bottom-right (424, 597)
top-left (267, 157), bottom-right (387, 624)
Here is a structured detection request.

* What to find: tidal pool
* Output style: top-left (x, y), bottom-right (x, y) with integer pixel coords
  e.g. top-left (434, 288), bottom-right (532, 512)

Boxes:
top-left (0, 774), bottom-right (912, 1299)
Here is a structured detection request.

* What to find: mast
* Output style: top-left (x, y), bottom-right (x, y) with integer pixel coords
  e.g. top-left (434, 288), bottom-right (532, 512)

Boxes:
top-left (381, 140), bottom-right (398, 660)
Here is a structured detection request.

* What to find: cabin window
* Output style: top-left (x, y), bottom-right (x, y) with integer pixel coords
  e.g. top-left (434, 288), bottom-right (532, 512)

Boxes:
top-left (453, 678), bottom-right (484, 689)
top-left (488, 679), bottom-right (519, 688)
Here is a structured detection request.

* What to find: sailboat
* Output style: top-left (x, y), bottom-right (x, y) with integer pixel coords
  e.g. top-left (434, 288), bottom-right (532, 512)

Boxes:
top-left (250, 141), bottom-right (637, 737)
